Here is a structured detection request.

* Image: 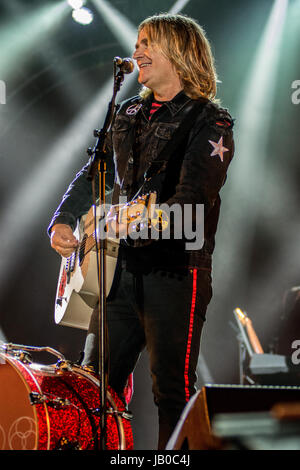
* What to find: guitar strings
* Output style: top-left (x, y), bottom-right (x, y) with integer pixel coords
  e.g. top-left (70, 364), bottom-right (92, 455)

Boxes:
top-left (76, 193), bottom-right (152, 262)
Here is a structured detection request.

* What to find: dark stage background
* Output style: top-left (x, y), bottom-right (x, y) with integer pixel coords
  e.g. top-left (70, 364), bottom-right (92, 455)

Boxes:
top-left (0, 0), bottom-right (299, 449)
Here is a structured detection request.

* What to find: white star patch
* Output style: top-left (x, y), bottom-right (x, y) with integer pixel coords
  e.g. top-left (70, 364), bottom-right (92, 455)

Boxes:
top-left (208, 136), bottom-right (229, 162)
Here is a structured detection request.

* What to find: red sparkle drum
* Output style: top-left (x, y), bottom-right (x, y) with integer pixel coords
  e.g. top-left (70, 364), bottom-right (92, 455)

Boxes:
top-left (0, 344), bottom-right (133, 450)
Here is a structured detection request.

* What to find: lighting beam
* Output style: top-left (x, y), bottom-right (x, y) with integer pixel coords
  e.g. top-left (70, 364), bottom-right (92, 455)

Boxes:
top-left (0, 73), bottom-right (134, 286)
top-left (215, 0), bottom-right (289, 296)
top-left (169, 0), bottom-right (191, 14)
top-left (0, 0), bottom-right (194, 287)
top-left (0, 1), bottom-right (69, 81)
top-left (91, 0), bottom-right (191, 56)
top-left (0, 0), bottom-right (91, 116)
top-left (91, 0), bottom-right (137, 55)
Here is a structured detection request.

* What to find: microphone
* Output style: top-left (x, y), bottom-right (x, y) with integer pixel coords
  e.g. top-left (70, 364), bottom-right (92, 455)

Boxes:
top-left (114, 57), bottom-right (134, 74)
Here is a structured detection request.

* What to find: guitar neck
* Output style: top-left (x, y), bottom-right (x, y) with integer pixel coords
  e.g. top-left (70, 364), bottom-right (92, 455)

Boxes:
top-left (81, 232), bottom-right (97, 257)
top-left (79, 192), bottom-right (157, 257)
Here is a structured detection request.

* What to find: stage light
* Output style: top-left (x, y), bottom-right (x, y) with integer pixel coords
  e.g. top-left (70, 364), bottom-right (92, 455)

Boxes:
top-left (68, 0), bottom-right (86, 9)
top-left (72, 7), bottom-right (94, 25)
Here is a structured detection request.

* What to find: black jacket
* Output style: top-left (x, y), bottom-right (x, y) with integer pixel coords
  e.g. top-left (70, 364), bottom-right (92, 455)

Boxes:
top-left (48, 91), bottom-right (235, 274)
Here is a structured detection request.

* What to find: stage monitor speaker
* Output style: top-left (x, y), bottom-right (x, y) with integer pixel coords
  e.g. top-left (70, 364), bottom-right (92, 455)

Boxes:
top-left (166, 384), bottom-right (300, 450)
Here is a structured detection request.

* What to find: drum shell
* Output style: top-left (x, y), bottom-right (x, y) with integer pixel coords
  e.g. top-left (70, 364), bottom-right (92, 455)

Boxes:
top-left (0, 352), bottom-right (133, 450)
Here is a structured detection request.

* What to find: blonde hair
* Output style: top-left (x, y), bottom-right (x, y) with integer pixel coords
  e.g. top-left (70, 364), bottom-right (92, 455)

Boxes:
top-left (138, 14), bottom-right (218, 102)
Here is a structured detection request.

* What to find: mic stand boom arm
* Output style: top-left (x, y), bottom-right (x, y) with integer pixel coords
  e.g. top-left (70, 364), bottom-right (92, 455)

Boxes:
top-left (86, 63), bottom-right (126, 451)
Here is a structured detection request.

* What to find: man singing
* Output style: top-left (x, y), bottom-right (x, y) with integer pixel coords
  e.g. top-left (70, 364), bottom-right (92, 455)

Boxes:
top-left (49, 13), bottom-right (235, 449)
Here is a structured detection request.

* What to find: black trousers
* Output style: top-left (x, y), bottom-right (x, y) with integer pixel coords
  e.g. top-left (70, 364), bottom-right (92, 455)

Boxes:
top-left (82, 267), bottom-right (212, 449)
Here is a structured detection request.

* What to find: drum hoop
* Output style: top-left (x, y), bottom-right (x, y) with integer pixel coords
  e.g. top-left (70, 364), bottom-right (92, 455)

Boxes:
top-left (28, 362), bottom-right (126, 450)
top-left (0, 353), bottom-right (128, 451)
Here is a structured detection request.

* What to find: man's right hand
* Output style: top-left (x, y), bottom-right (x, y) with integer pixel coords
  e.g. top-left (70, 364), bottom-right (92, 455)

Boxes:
top-left (50, 224), bottom-right (78, 258)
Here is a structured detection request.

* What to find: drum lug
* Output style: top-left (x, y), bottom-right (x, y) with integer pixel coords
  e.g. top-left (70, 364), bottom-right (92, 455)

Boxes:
top-left (18, 351), bottom-right (33, 364)
top-left (121, 410), bottom-right (133, 421)
top-left (55, 359), bottom-right (73, 371)
top-left (29, 392), bottom-right (48, 405)
top-left (91, 407), bottom-right (133, 421)
top-left (55, 437), bottom-right (81, 450)
top-left (0, 344), bottom-right (32, 364)
top-left (29, 391), bottom-right (72, 408)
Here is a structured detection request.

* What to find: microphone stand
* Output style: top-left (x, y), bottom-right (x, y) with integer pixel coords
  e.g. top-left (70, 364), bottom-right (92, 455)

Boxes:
top-left (86, 61), bottom-right (127, 451)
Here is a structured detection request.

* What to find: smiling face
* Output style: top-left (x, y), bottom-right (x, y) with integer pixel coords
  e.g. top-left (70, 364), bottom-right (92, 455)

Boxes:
top-left (133, 28), bottom-right (182, 101)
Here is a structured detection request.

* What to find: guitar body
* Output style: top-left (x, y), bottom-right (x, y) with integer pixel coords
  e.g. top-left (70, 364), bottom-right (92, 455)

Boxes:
top-left (54, 206), bottom-right (119, 330)
top-left (54, 192), bottom-right (159, 330)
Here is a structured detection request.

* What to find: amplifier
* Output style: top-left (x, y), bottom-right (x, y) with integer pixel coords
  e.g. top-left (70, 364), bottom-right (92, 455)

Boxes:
top-left (166, 384), bottom-right (300, 450)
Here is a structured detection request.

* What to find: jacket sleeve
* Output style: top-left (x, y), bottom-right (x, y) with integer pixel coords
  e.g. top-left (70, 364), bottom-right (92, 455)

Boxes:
top-left (47, 163), bottom-right (95, 234)
top-left (165, 104), bottom-right (235, 213)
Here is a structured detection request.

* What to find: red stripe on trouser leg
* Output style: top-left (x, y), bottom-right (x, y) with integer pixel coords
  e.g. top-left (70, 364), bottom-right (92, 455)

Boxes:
top-left (184, 269), bottom-right (197, 402)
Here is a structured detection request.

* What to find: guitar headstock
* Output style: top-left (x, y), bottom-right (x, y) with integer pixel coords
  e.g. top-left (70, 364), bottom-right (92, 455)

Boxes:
top-left (119, 192), bottom-right (157, 224)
